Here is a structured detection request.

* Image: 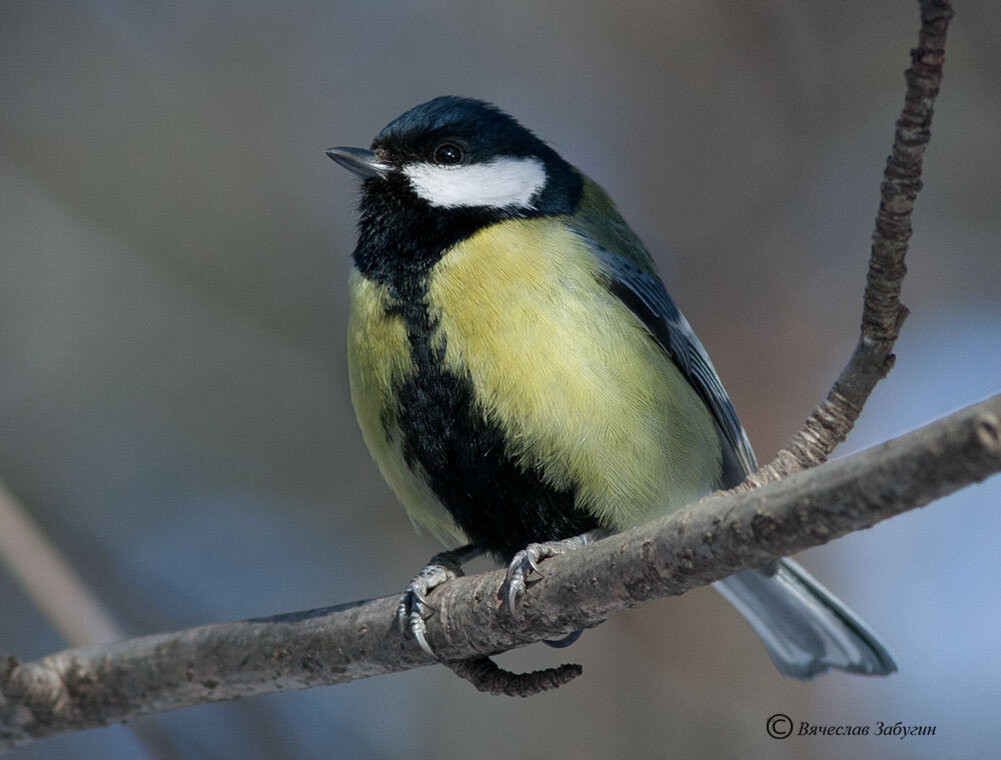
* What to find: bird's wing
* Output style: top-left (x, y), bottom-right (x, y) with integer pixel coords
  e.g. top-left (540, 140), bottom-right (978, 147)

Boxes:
top-left (572, 227), bottom-right (758, 484)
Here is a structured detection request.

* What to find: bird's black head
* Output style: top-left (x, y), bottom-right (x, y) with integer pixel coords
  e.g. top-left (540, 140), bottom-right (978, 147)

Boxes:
top-left (327, 97), bottom-right (583, 286)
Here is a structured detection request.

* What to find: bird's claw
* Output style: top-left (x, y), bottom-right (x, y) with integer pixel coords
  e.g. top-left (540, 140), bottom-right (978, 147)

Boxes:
top-left (397, 553), bottom-right (465, 658)
top-left (503, 539), bottom-right (570, 617)
top-left (503, 530), bottom-right (608, 618)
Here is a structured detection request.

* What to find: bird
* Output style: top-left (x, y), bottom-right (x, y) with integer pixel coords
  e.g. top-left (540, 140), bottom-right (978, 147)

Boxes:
top-left (326, 95), bottom-right (897, 679)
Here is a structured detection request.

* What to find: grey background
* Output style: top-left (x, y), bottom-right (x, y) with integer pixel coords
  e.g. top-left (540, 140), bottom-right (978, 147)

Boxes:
top-left (2, 1), bottom-right (999, 758)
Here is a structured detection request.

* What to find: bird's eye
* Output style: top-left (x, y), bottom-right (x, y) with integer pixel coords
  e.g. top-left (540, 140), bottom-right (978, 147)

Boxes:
top-left (433, 142), bottom-right (464, 166)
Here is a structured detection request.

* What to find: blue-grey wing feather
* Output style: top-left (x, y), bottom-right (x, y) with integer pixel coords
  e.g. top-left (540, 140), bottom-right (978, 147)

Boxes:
top-left (577, 231), bottom-right (757, 482)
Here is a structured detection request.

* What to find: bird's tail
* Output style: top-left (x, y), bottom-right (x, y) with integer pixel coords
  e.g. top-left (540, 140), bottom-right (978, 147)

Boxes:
top-left (712, 558), bottom-right (897, 679)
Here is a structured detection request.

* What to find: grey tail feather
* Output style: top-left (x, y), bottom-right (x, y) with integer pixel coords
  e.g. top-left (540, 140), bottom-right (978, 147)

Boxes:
top-left (712, 558), bottom-right (898, 679)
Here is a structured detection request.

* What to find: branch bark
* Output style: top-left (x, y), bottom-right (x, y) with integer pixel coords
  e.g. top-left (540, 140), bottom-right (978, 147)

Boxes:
top-left (743, 0), bottom-right (954, 488)
top-left (3, 395), bottom-right (1000, 747)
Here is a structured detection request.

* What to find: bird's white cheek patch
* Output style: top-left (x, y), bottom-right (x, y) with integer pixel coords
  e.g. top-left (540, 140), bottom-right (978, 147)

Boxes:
top-left (403, 157), bottom-right (547, 210)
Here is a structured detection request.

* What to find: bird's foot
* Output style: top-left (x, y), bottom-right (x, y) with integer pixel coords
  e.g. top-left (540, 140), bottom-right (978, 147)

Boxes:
top-left (397, 544), bottom-right (482, 658)
top-left (503, 529), bottom-right (607, 617)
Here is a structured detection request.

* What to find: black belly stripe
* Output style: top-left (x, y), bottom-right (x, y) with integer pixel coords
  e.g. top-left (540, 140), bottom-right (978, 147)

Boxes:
top-left (387, 280), bottom-right (598, 560)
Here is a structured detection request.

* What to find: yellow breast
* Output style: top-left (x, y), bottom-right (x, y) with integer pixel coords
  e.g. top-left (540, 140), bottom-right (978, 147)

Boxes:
top-left (426, 218), bottom-right (721, 529)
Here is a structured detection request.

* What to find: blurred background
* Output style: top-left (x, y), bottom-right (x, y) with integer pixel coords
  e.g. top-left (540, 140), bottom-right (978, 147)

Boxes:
top-left (2, 0), bottom-right (999, 757)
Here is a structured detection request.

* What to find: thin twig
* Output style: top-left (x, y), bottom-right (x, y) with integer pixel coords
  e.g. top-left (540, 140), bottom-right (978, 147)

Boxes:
top-left (0, 482), bottom-right (123, 647)
top-left (743, 0), bottom-right (954, 488)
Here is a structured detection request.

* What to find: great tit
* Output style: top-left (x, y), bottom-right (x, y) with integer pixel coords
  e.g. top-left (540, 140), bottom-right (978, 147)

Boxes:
top-left (327, 96), bottom-right (896, 679)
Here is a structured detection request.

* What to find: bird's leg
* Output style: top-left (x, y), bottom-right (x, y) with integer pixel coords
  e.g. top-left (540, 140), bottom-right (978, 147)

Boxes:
top-left (503, 529), bottom-right (609, 617)
top-left (398, 543), bottom-right (484, 658)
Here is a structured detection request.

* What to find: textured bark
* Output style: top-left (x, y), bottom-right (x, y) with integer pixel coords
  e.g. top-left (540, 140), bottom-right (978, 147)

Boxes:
top-left (742, 0), bottom-right (954, 489)
top-left (3, 394), bottom-right (999, 748)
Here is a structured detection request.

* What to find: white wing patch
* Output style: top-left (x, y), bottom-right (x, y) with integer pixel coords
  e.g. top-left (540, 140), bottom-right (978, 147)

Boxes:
top-left (403, 157), bottom-right (547, 210)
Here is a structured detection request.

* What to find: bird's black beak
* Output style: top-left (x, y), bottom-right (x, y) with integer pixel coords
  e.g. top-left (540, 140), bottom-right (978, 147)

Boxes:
top-left (325, 146), bottom-right (390, 179)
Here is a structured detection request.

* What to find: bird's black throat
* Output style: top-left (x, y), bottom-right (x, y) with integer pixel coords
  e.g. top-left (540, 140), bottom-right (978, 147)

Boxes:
top-left (351, 173), bottom-right (508, 289)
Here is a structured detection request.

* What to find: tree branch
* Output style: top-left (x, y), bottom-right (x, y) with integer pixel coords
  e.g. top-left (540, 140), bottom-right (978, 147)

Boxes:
top-left (743, 0), bottom-right (954, 488)
top-left (3, 395), bottom-right (999, 747)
